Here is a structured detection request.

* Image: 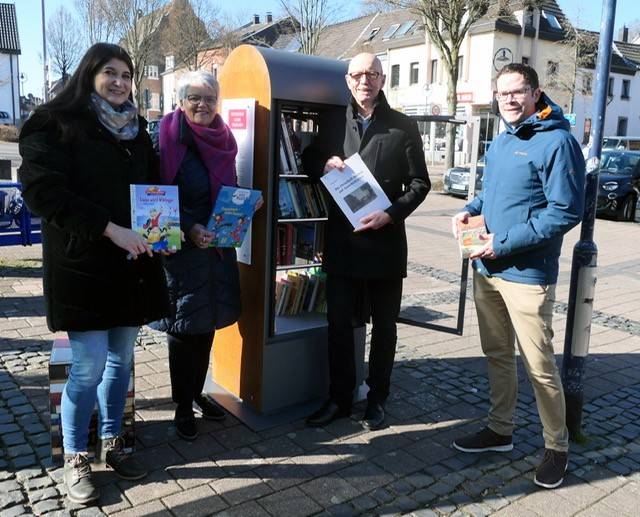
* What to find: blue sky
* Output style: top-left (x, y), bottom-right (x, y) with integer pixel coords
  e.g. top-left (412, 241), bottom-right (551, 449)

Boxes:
top-left (12, 0), bottom-right (639, 98)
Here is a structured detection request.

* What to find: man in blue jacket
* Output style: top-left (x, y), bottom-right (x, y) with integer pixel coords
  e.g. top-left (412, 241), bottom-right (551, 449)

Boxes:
top-left (451, 64), bottom-right (585, 489)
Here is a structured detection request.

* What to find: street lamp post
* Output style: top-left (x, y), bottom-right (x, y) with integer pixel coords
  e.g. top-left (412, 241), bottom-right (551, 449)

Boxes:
top-left (41, 0), bottom-right (48, 102)
top-left (561, 0), bottom-right (617, 442)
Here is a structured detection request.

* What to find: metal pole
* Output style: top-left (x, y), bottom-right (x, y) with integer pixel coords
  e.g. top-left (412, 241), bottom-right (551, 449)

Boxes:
top-left (42, 0), bottom-right (48, 102)
top-left (561, 0), bottom-right (616, 442)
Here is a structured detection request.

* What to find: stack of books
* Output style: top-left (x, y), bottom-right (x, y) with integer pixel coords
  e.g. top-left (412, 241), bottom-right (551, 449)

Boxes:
top-left (276, 223), bottom-right (324, 266)
top-left (275, 271), bottom-right (327, 316)
top-left (49, 337), bottom-right (136, 464)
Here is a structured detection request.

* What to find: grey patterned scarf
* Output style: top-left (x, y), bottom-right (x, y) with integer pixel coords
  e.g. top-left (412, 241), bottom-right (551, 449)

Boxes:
top-left (90, 93), bottom-right (139, 141)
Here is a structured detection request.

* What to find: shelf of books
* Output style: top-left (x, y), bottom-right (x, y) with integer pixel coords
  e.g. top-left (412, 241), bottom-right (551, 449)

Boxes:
top-left (273, 104), bottom-right (330, 335)
top-left (207, 44), bottom-right (364, 426)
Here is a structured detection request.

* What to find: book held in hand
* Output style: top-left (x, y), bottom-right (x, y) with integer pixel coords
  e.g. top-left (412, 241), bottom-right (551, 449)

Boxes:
top-left (207, 186), bottom-right (262, 248)
top-left (457, 215), bottom-right (487, 258)
top-left (130, 185), bottom-right (181, 251)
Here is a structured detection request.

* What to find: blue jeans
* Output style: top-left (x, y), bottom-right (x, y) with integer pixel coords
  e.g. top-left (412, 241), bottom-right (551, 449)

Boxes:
top-left (62, 327), bottom-right (139, 454)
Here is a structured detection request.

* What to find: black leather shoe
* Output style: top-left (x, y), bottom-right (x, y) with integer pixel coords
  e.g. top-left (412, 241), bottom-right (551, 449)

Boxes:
top-left (306, 400), bottom-right (350, 427)
top-left (361, 402), bottom-right (385, 431)
top-left (194, 393), bottom-right (226, 421)
top-left (175, 406), bottom-right (198, 441)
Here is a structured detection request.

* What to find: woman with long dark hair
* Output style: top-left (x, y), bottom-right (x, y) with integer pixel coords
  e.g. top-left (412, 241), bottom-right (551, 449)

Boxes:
top-left (18, 43), bottom-right (169, 504)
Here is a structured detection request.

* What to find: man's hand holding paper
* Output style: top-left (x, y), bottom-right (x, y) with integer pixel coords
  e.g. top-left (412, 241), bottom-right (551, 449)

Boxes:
top-left (320, 152), bottom-right (392, 230)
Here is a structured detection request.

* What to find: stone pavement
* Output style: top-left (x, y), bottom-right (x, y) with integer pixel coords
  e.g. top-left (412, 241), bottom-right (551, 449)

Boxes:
top-left (1, 192), bottom-right (640, 516)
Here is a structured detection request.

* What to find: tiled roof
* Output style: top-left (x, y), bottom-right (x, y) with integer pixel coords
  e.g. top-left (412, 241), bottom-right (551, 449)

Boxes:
top-left (0, 3), bottom-right (20, 54)
top-left (315, 1), bottom-right (574, 62)
top-left (576, 29), bottom-right (639, 74)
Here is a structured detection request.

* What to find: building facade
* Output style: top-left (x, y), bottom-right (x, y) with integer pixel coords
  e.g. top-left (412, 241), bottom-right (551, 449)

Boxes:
top-left (0, 3), bottom-right (21, 125)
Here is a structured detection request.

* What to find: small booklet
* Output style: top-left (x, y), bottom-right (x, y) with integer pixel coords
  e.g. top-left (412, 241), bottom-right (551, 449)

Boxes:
top-left (320, 153), bottom-right (392, 229)
top-left (457, 215), bottom-right (487, 258)
top-left (206, 186), bottom-right (262, 247)
top-left (130, 185), bottom-right (181, 251)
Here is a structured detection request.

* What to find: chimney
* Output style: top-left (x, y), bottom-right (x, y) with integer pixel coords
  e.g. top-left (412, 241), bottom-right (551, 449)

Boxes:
top-left (620, 25), bottom-right (629, 42)
top-left (266, 12), bottom-right (273, 23)
top-left (253, 14), bottom-right (260, 24)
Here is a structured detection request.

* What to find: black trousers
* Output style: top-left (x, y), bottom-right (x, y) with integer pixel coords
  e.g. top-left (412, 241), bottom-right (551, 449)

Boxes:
top-left (326, 274), bottom-right (403, 409)
top-left (167, 331), bottom-right (215, 408)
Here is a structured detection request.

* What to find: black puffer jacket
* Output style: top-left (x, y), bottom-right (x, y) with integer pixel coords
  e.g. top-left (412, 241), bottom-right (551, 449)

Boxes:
top-left (150, 119), bottom-right (241, 335)
top-left (18, 109), bottom-right (170, 331)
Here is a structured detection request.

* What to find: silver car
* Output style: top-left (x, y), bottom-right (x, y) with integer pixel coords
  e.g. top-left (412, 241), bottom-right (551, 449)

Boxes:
top-left (443, 161), bottom-right (484, 198)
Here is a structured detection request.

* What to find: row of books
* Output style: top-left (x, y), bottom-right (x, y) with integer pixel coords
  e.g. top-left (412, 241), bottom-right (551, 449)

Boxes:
top-left (49, 338), bottom-right (135, 464)
top-left (280, 113), bottom-right (304, 175)
top-left (276, 223), bottom-right (324, 266)
top-left (278, 180), bottom-right (329, 219)
top-left (275, 271), bottom-right (327, 316)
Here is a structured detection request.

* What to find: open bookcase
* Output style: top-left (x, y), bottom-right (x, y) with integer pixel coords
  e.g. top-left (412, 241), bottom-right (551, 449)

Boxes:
top-left (208, 45), bottom-right (365, 428)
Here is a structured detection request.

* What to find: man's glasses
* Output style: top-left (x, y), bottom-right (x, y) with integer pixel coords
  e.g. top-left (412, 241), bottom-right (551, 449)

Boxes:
top-left (495, 87), bottom-right (531, 102)
top-left (186, 94), bottom-right (217, 106)
top-left (347, 71), bottom-right (381, 82)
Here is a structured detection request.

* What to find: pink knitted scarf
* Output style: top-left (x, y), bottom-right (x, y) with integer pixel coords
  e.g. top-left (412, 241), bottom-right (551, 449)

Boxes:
top-left (159, 109), bottom-right (237, 201)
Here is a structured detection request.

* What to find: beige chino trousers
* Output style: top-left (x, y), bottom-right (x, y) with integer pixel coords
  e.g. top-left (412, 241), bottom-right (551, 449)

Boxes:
top-left (473, 271), bottom-right (569, 452)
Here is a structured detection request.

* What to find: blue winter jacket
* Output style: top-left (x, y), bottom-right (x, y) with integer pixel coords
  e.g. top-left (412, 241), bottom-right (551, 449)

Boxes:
top-left (464, 94), bottom-right (585, 285)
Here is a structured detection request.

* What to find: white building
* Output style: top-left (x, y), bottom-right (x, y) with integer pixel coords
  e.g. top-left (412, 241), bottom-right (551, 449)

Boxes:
top-left (572, 29), bottom-right (640, 144)
top-left (0, 3), bottom-right (21, 125)
top-left (316, 0), bottom-right (576, 164)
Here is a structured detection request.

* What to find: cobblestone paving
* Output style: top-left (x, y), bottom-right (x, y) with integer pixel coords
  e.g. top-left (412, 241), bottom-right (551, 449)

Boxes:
top-left (1, 193), bottom-right (640, 516)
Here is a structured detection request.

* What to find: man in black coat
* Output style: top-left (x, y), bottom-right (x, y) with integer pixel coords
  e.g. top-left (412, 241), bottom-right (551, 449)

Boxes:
top-left (303, 52), bottom-right (430, 430)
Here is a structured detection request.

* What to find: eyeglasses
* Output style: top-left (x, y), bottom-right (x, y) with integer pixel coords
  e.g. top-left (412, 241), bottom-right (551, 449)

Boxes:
top-left (347, 71), bottom-right (381, 82)
top-left (495, 87), bottom-right (531, 102)
top-left (186, 94), bottom-right (217, 106)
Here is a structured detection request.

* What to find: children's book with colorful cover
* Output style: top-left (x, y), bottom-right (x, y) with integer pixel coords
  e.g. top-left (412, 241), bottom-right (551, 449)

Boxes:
top-left (207, 186), bottom-right (262, 248)
top-left (130, 185), bottom-right (181, 251)
top-left (457, 215), bottom-right (487, 258)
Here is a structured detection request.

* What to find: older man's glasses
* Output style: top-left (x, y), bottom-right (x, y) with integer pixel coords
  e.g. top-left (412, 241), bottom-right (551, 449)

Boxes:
top-left (495, 87), bottom-right (531, 102)
top-left (347, 71), bottom-right (381, 82)
top-left (186, 94), bottom-right (217, 106)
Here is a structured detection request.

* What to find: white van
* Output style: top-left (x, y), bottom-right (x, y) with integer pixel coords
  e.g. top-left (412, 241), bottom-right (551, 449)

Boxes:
top-left (582, 136), bottom-right (640, 158)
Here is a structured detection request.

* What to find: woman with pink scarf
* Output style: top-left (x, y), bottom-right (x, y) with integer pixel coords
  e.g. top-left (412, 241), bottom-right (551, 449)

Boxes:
top-left (151, 71), bottom-right (242, 441)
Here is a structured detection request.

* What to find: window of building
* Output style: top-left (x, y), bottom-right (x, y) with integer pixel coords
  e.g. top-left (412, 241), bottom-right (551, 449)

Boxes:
top-left (542, 9), bottom-right (562, 30)
top-left (393, 20), bottom-right (415, 38)
top-left (522, 56), bottom-right (529, 65)
top-left (582, 73), bottom-right (593, 95)
top-left (582, 118), bottom-right (591, 145)
top-left (145, 65), bottom-right (159, 79)
top-left (165, 56), bottom-right (174, 70)
top-left (382, 23), bottom-right (400, 40)
top-left (430, 59), bottom-right (438, 84)
top-left (524, 9), bottom-right (535, 29)
top-left (456, 56), bottom-right (464, 81)
top-left (364, 27), bottom-right (380, 42)
top-left (608, 77), bottom-right (615, 97)
top-left (390, 64), bottom-right (400, 88)
top-left (546, 61), bottom-right (559, 86)
top-left (622, 79), bottom-right (630, 99)
top-left (409, 62), bottom-right (419, 85)
top-left (617, 116), bottom-right (628, 136)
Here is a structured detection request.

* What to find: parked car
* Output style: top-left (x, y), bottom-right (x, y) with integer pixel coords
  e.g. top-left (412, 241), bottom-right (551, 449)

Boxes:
top-left (597, 150), bottom-right (640, 221)
top-left (0, 111), bottom-right (11, 124)
top-left (582, 136), bottom-right (640, 158)
top-left (443, 160), bottom-right (484, 198)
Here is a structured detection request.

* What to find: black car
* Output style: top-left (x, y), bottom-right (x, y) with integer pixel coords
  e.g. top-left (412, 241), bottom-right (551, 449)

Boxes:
top-left (597, 150), bottom-right (640, 221)
top-left (147, 117), bottom-right (162, 147)
top-left (443, 160), bottom-right (484, 198)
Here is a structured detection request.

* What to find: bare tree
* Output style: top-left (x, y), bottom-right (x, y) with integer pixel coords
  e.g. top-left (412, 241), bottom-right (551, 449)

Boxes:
top-left (380, 0), bottom-right (489, 169)
top-left (360, 0), bottom-right (396, 15)
top-left (279, 0), bottom-right (335, 55)
top-left (209, 11), bottom-right (246, 53)
top-left (161, 0), bottom-right (217, 71)
top-left (103, 0), bottom-right (168, 110)
top-left (75, 0), bottom-right (115, 45)
top-left (47, 6), bottom-right (84, 85)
